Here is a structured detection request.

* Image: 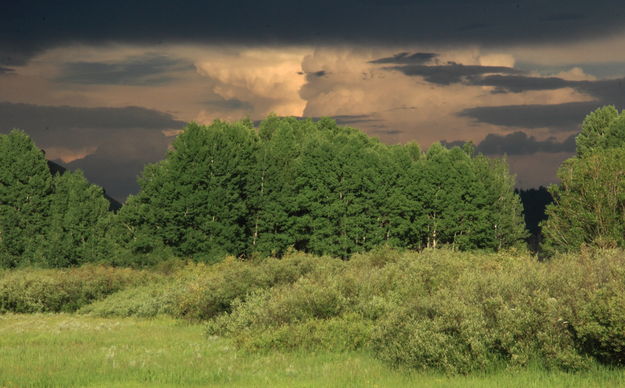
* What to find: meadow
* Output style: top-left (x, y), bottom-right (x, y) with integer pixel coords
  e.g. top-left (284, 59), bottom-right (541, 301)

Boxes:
top-left (1, 314), bottom-right (624, 388)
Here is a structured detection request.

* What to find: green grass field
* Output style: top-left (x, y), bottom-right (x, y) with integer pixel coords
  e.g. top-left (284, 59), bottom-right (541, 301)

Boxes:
top-left (1, 314), bottom-right (624, 387)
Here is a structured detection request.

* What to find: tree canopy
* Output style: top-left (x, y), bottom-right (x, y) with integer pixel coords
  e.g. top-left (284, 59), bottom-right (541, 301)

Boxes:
top-left (542, 105), bottom-right (625, 254)
top-left (0, 130), bottom-right (111, 268)
top-left (1, 119), bottom-right (528, 266)
top-left (119, 117), bottom-right (527, 261)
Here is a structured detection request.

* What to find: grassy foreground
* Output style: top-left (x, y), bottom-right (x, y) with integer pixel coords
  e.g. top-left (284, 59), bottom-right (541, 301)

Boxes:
top-left (1, 314), bottom-right (624, 387)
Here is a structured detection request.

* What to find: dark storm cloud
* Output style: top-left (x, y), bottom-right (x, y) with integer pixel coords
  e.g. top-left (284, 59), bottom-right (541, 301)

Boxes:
top-left (471, 74), bottom-right (625, 106)
top-left (204, 98), bottom-right (253, 111)
top-left (387, 63), bottom-right (625, 103)
top-left (476, 131), bottom-right (576, 155)
top-left (457, 23), bottom-right (493, 32)
top-left (0, 102), bottom-right (185, 201)
top-left (332, 114), bottom-right (382, 126)
top-left (302, 70), bottom-right (328, 82)
top-left (373, 129), bottom-right (402, 135)
top-left (0, 102), bottom-right (185, 133)
top-left (385, 63), bottom-right (519, 85)
top-left (575, 78), bottom-right (625, 106)
top-left (472, 75), bottom-right (571, 92)
top-left (57, 54), bottom-right (194, 86)
top-left (459, 101), bottom-right (599, 131)
top-left (459, 75), bottom-right (625, 130)
top-left (0, 66), bottom-right (14, 74)
top-left (2, 1), bottom-right (625, 65)
top-left (369, 52), bottom-right (438, 65)
top-left (541, 12), bottom-right (585, 22)
top-left (516, 61), bottom-right (625, 78)
top-left (443, 131), bottom-right (576, 155)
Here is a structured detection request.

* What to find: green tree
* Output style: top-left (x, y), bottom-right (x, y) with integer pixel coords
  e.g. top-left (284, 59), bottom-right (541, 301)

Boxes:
top-left (249, 116), bottom-right (311, 256)
top-left (375, 143), bottom-right (427, 249)
top-left (575, 105), bottom-right (619, 157)
top-left (475, 155), bottom-right (527, 250)
top-left (417, 143), bottom-right (526, 250)
top-left (292, 123), bottom-right (385, 258)
top-left (42, 170), bottom-right (112, 267)
top-left (542, 147), bottom-right (625, 254)
top-left (543, 106), bottom-right (625, 255)
top-left (0, 130), bottom-right (52, 267)
top-left (117, 121), bottom-right (258, 260)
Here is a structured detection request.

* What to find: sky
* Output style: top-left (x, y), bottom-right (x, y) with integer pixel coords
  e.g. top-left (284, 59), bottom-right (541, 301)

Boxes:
top-left (2, 1), bottom-right (625, 201)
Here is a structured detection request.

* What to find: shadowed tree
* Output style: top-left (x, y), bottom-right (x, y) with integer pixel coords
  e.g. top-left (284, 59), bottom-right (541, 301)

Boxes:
top-left (117, 120), bottom-right (258, 259)
top-left (42, 170), bottom-right (112, 267)
top-left (575, 105), bottom-right (619, 157)
top-left (542, 147), bottom-right (625, 255)
top-left (0, 130), bottom-right (52, 267)
top-left (291, 122), bottom-right (386, 258)
top-left (249, 116), bottom-right (314, 256)
top-left (543, 106), bottom-right (625, 255)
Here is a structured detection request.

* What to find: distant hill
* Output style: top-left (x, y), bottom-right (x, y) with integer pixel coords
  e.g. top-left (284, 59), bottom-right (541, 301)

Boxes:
top-left (47, 160), bottom-right (122, 211)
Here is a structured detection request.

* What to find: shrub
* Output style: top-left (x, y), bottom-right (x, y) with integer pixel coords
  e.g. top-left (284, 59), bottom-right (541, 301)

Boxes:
top-left (233, 313), bottom-right (374, 352)
top-left (371, 258), bottom-right (589, 373)
top-left (174, 252), bottom-right (344, 320)
top-left (554, 249), bottom-right (625, 366)
top-left (78, 283), bottom-right (176, 318)
top-left (575, 287), bottom-right (625, 365)
top-left (0, 265), bottom-right (158, 313)
top-left (206, 277), bottom-right (348, 336)
top-left (204, 248), bottom-right (625, 372)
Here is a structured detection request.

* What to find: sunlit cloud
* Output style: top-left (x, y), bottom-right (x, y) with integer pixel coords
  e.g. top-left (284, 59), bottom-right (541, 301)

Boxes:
top-left (195, 48), bottom-right (309, 121)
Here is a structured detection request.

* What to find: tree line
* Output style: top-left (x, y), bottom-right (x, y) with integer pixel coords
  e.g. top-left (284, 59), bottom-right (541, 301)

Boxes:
top-left (115, 117), bottom-right (526, 261)
top-left (2, 108), bottom-right (622, 268)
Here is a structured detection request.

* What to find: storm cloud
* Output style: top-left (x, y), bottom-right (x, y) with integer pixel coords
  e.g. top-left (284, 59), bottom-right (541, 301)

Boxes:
top-left (57, 54), bottom-right (194, 86)
top-left (0, 102), bottom-right (185, 133)
top-left (458, 101), bottom-right (599, 131)
top-left (369, 52), bottom-right (438, 65)
top-left (458, 74), bottom-right (625, 130)
top-left (3, 1), bottom-right (625, 65)
top-left (472, 74), bottom-right (625, 105)
top-left (384, 63), bottom-right (519, 85)
top-left (476, 131), bottom-right (576, 155)
top-left (443, 131), bottom-right (576, 156)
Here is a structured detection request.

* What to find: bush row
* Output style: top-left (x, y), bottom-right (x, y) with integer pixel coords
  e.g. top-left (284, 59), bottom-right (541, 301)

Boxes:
top-left (4, 248), bottom-right (625, 373)
top-left (81, 251), bottom-right (340, 320)
top-left (202, 248), bottom-right (625, 373)
top-left (0, 265), bottom-right (159, 313)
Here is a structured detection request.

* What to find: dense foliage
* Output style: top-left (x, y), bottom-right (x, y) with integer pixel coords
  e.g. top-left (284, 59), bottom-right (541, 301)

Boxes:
top-left (1, 119), bottom-right (526, 267)
top-left (0, 130), bottom-right (52, 267)
top-left (0, 265), bottom-right (158, 313)
top-left (117, 116), bottom-right (526, 261)
top-left (0, 130), bottom-right (112, 268)
top-left (542, 106), bottom-right (625, 254)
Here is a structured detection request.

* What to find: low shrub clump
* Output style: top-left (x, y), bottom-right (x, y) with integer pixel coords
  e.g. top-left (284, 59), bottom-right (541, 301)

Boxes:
top-left (81, 251), bottom-right (343, 321)
top-left (203, 248), bottom-right (625, 373)
top-left (0, 265), bottom-right (159, 313)
top-left (172, 252), bottom-right (344, 321)
top-left (78, 283), bottom-right (177, 318)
